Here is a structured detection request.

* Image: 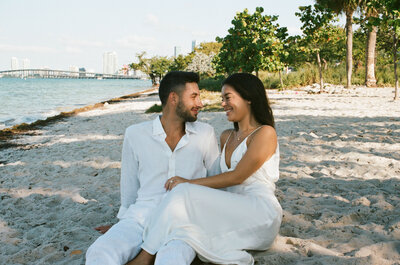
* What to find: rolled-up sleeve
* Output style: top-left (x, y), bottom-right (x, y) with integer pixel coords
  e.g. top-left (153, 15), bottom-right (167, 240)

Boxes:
top-left (117, 129), bottom-right (140, 219)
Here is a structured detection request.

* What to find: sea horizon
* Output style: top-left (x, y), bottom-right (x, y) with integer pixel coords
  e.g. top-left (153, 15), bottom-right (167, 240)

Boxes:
top-left (0, 78), bottom-right (152, 130)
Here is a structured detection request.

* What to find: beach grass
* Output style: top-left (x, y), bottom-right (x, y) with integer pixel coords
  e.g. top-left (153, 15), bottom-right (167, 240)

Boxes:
top-left (261, 63), bottom-right (399, 89)
top-left (202, 103), bottom-right (224, 112)
top-left (145, 104), bottom-right (162, 113)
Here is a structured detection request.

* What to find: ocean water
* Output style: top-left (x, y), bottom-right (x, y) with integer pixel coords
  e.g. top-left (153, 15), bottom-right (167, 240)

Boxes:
top-left (0, 78), bottom-right (152, 129)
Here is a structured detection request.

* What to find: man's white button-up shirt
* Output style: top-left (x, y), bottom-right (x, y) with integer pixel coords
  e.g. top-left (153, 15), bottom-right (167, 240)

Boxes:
top-left (117, 116), bottom-right (220, 225)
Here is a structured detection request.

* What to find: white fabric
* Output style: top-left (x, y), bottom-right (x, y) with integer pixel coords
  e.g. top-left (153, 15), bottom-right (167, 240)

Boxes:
top-left (86, 116), bottom-right (219, 264)
top-left (86, 219), bottom-right (143, 265)
top-left (155, 240), bottom-right (196, 265)
top-left (118, 116), bottom-right (220, 226)
top-left (142, 134), bottom-right (282, 265)
top-left (86, 220), bottom-right (196, 265)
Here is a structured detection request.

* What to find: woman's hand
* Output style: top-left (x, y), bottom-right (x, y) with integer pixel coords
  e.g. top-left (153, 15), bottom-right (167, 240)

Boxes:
top-left (165, 176), bottom-right (190, 191)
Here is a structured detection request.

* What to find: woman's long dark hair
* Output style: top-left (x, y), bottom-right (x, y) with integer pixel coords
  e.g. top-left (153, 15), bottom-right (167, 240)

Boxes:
top-left (223, 73), bottom-right (275, 130)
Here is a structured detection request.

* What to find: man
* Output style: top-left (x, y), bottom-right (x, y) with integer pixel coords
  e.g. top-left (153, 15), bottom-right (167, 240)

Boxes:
top-left (86, 71), bottom-right (220, 265)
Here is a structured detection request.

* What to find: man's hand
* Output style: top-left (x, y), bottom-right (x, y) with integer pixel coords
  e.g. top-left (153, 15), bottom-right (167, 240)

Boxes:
top-left (94, 225), bottom-right (112, 234)
top-left (165, 176), bottom-right (190, 191)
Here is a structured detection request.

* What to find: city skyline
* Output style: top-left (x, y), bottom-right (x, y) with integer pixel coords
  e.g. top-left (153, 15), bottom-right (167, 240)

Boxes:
top-left (7, 39), bottom-right (197, 73)
top-left (10, 57), bottom-right (31, 70)
top-left (103, 51), bottom-right (118, 74)
top-left (0, 0), bottom-right (317, 72)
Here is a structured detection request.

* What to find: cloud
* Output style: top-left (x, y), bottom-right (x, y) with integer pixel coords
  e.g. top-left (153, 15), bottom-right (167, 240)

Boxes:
top-left (145, 14), bottom-right (159, 26)
top-left (0, 44), bottom-right (57, 53)
top-left (171, 25), bottom-right (214, 39)
top-left (65, 46), bottom-right (83, 54)
top-left (191, 30), bottom-right (213, 38)
top-left (59, 36), bottom-right (105, 48)
top-left (115, 35), bottom-right (157, 50)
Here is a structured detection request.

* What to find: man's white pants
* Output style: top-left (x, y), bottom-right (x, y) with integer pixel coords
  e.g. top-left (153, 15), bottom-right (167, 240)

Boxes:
top-left (85, 219), bottom-right (196, 265)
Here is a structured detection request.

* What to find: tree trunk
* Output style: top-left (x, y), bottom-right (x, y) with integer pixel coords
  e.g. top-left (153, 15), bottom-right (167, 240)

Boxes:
top-left (279, 71), bottom-right (284, 89)
top-left (150, 74), bottom-right (156, 85)
top-left (394, 32), bottom-right (399, 100)
top-left (365, 25), bottom-right (378, 87)
top-left (317, 51), bottom-right (324, 92)
top-left (322, 58), bottom-right (328, 70)
top-left (345, 10), bottom-right (354, 88)
top-left (256, 70), bottom-right (259, 77)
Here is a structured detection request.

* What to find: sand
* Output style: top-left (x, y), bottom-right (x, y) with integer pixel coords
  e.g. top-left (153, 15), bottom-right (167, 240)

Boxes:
top-left (0, 85), bottom-right (399, 265)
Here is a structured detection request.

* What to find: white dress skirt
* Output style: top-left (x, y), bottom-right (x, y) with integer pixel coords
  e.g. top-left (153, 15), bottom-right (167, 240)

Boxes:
top-left (141, 135), bottom-right (282, 265)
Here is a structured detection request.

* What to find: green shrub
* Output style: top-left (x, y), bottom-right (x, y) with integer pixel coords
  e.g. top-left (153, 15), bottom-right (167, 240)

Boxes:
top-left (261, 62), bottom-right (398, 89)
top-left (376, 64), bottom-right (397, 86)
top-left (200, 62), bottom-right (398, 91)
top-left (145, 104), bottom-right (162, 113)
top-left (199, 76), bottom-right (225, 91)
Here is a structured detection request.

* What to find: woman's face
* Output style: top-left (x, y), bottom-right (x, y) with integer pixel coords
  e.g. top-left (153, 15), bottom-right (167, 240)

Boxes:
top-left (221, 84), bottom-right (251, 122)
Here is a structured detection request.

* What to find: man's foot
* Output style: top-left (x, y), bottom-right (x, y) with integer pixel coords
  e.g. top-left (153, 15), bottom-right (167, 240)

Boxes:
top-left (126, 250), bottom-right (155, 265)
top-left (94, 224), bottom-right (112, 234)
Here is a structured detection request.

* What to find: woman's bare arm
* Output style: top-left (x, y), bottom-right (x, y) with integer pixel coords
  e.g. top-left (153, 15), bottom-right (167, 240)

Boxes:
top-left (165, 126), bottom-right (277, 190)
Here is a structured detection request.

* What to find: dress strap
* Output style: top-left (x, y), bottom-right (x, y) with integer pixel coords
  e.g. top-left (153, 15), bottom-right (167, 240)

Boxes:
top-left (247, 125), bottom-right (264, 138)
top-left (243, 126), bottom-right (264, 145)
top-left (222, 130), bottom-right (234, 153)
top-left (223, 130), bottom-right (234, 149)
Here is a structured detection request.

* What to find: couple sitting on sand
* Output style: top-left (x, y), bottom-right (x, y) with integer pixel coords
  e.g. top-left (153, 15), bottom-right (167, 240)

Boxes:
top-left (85, 71), bottom-right (282, 265)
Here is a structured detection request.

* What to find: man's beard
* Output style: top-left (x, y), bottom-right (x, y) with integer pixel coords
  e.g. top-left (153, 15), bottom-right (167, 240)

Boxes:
top-left (176, 100), bottom-right (197, 122)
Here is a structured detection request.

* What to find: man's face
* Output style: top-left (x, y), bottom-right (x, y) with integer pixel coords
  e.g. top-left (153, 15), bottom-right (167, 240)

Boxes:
top-left (176, 82), bottom-right (203, 122)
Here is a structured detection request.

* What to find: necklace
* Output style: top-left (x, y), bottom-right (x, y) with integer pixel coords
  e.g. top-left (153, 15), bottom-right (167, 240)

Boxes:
top-left (236, 128), bottom-right (256, 141)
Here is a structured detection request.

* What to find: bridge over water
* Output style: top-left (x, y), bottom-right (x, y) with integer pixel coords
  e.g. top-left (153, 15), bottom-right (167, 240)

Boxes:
top-left (0, 69), bottom-right (139, 79)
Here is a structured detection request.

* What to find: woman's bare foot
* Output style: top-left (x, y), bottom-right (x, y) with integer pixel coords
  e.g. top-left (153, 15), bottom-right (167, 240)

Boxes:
top-left (126, 250), bottom-right (155, 265)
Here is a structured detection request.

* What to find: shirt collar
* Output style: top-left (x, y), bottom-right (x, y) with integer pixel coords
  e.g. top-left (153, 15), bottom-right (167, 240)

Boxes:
top-left (152, 116), bottom-right (198, 136)
top-left (185, 120), bottom-right (197, 134)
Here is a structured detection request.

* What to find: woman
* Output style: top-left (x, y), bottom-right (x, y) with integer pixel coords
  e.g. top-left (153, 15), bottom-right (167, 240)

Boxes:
top-left (130, 73), bottom-right (282, 265)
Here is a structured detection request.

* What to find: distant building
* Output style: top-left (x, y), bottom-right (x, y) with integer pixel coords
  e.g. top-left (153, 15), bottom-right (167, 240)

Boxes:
top-left (79, 67), bottom-right (86, 78)
top-left (11, 57), bottom-right (19, 70)
top-left (174, 46), bottom-right (181, 58)
top-left (192, 40), bottom-right (196, 52)
top-left (103, 51), bottom-right (118, 74)
top-left (22, 58), bottom-right (30, 69)
top-left (69, 66), bottom-right (79, 77)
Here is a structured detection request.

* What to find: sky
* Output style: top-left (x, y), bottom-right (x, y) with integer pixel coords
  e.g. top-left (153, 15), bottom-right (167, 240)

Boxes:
top-left (0, 0), bottom-right (316, 73)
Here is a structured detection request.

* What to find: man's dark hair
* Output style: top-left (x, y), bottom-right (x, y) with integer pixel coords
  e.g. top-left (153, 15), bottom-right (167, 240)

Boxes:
top-left (159, 71), bottom-right (199, 106)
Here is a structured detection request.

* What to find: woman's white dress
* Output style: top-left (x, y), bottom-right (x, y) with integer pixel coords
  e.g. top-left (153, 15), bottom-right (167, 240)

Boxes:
top-left (142, 133), bottom-right (282, 265)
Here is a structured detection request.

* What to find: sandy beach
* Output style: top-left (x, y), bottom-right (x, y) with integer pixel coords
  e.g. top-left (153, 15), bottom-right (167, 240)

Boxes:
top-left (0, 85), bottom-right (399, 265)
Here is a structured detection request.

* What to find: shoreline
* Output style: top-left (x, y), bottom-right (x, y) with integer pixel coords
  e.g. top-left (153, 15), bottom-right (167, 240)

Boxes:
top-left (1, 84), bottom-right (397, 150)
top-left (0, 87), bottom-right (158, 150)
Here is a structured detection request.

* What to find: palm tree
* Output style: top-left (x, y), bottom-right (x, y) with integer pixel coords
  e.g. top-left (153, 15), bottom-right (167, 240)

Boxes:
top-left (316, 0), bottom-right (363, 88)
top-left (363, 1), bottom-right (378, 87)
top-left (365, 25), bottom-right (378, 87)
